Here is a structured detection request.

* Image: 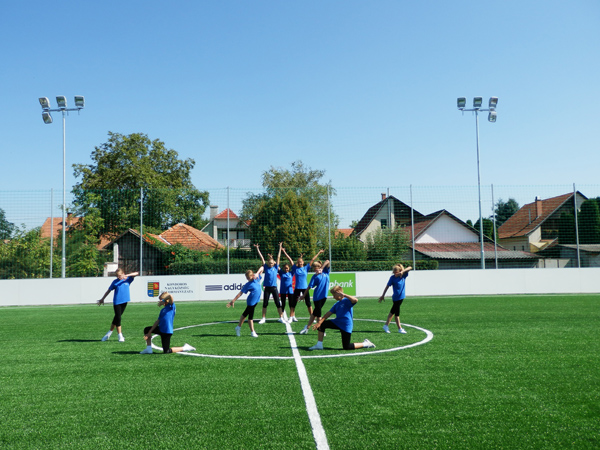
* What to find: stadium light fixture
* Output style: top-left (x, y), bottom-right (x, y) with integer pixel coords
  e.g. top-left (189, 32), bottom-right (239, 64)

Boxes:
top-left (38, 95), bottom-right (85, 278)
top-left (456, 97), bottom-right (499, 269)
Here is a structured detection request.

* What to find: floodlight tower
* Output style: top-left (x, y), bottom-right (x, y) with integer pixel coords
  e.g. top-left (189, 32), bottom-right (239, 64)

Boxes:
top-left (457, 96), bottom-right (498, 270)
top-left (38, 96), bottom-right (85, 278)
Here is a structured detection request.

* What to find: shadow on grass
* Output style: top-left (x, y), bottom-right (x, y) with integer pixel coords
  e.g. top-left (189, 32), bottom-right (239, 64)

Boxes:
top-left (112, 351), bottom-right (145, 355)
top-left (57, 339), bottom-right (101, 343)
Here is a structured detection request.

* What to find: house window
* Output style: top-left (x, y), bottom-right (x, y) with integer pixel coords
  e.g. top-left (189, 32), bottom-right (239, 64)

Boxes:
top-left (219, 230), bottom-right (228, 240)
top-left (238, 230), bottom-right (245, 239)
top-left (380, 219), bottom-right (388, 229)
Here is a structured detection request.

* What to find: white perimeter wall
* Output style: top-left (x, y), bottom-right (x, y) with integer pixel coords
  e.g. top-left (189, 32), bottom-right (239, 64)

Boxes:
top-left (1, 268), bottom-right (599, 307)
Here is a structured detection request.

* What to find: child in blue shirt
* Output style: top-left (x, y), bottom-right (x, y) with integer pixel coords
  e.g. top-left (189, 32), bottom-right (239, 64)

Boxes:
top-left (379, 264), bottom-right (413, 334)
top-left (140, 292), bottom-right (196, 354)
top-left (283, 248), bottom-right (323, 325)
top-left (98, 268), bottom-right (138, 342)
top-left (254, 243), bottom-right (285, 324)
top-left (308, 286), bottom-right (375, 351)
top-left (227, 266), bottom-right (264, 337)
top-left (299, 255), bottom-right (330, 334)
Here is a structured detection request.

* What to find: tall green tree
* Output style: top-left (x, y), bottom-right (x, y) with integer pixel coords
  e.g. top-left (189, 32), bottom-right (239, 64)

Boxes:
top-left (72, 132), bottom-right (209, 233)
top-left (494, 198), bottom-right (520, 227)
top-left (249, 191), bottom-right (317, 256)
top-left (474, 217), bottom-right (497, 241)
top-left (558, 211), bottom-right (576, 244)
top-left (0, 207), bottom-right (15, 240)
top-left (365, 227), bottom-right (410, 261)
top-left (578, 198), bottom-right (600, 244)
top-left (0, 227), bottom-right (51, 279)
top-left (240, 161), bottom-right (338, 248)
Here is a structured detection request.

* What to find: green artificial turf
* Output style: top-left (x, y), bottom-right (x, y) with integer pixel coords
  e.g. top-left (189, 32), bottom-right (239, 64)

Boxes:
top-left (1, 295), bottom-right (598, 449)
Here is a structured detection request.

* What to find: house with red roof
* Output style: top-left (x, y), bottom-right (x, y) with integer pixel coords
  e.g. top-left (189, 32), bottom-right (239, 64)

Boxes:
top-left (201, 206), bottom-right (251, 249)
top-left (102, 223), bottom-right (223, 275)
top-left (498, 192), bottom-right (587, 253)
top-left (354, 194), bottom-right (539, 269)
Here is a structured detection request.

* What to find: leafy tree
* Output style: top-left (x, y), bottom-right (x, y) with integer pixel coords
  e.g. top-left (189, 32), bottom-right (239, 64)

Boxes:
top-left (0, 207), bottom-right (15, 240)
top-left (330, 232), bottom-right (367, 261)
top-left (578, 198), bottom-right (600, 244)
top-left (474, 218), bottom-right (497, 241)
top-left (240, 161), bottom-right (338, 248)
top-left (494, 198), bottom-right (520, 227)
top-left (0, 227), bottom-right (51, 279)
top-left (365, 227), bottom-right (410, 261)
top-left (72, 132), bottom-right (209, 234)
top-left (64, 206), bottom-right (109, 277)
top-left (558, 211), bottom-right (576, 244)
top-left (249, 191), bottom-right (317, 256)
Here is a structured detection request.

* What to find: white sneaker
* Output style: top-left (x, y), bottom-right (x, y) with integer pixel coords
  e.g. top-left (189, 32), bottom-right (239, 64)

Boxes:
top-left (383, 325), bottom-right (390, 334)
top-left (251, 331), bottom-right (259, 338)
top-left (182, 343), bottom-right (196, 352)
top-left (299, 326), bottom-right (308, 335)
top-left (363, 339), bottom-right (376, 349)
top-left (235, 326), bottom-right (241, 337)
top-left (118, 334), bottom-right (125, 342)
top-left (140, 347), bottom-right (153, 354)
top-left (291, 316), bottom-right (298, 322)
top-left (258, 317), bottom-right (266, 324)
top-left (277, 317), bottom-right (286, 324)
top-left (309, 342), bottom-right (323, 351)
top-left (399, 328), bottom-right (407, 334)
top-left (101, 334), bottom-right (111, 342)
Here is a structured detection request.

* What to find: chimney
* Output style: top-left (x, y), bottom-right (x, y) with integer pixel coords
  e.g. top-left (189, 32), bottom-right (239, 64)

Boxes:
top-left (535, 196), bottom-right (542, 218)
top-left (210, 205), bottom-right (218, 220)
top-left (381, 193), bottom-right (386, 201)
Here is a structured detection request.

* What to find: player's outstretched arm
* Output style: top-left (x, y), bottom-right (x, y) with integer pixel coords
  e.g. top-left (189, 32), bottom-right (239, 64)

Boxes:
top-left (254, 244), bottom-right (265, 265)
top-left (310, 249), bottom-right (324, 266)
top-left (378, 286), bottom-right (390, 303)
top-left (97, 289), bottom-right (111, 305)
top-left (126, 272), bottom-right (139, 278)
top-left (345, 294), bottom-right (358, 304)
top-left (227, 292), bottom-right (243, 308)
top-left (281, 246), bottom-right (294, 265)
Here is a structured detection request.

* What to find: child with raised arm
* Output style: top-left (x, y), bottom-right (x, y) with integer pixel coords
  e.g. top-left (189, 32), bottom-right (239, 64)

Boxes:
top-left (277, 243), bottom-right (294, 321)
top-left (299, 251), bottom-right (329, 334)
top-left (140, 292), bottom-right (196, 354)
top-left (254, 244), bottom-right (285, 324)
top-left (226, 266), bottom-right (264, 337)
top-left (97, 268), bottom-right (139, 342)
top-left (379, 264), bottom-right (413, 334)
top-left (308, 285), bottom-right (376, 351)
top-left (284, 248), bottom-right (322, 325)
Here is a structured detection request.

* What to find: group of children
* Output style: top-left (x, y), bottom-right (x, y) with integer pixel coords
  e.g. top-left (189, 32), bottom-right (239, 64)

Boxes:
top-left (97, 250), bottom-right (412, 354)
top-left (226, 243), bottom-right (413, 351)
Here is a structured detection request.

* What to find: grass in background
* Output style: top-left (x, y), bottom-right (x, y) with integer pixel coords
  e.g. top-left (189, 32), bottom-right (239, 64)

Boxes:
top-left (1, 295), bottom-right (598, 449)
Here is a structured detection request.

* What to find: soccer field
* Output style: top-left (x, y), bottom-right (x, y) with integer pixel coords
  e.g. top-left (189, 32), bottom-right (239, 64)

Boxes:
top-left (1, 294), bottom-right (598, 450)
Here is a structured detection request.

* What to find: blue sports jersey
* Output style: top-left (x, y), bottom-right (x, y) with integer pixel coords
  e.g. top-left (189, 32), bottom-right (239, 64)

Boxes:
top-left (278, 269), bottom-right (293, 294)
top-left (158, 303), bottom-right (176, 334)
top-left (109, 276), bottom-right (135, 305)
top-left (291, 264), bottom-right (311, 290)
top-left (242, 275), bottom-right (262, 306)
top-left (330, 297), bottom-right (355, 333)
top-left (388, 272), bottom-right (409, 301)
top-left (308, 266), bottom-right (330, 301)
top-left (263, 264), bottom-right (279, 287)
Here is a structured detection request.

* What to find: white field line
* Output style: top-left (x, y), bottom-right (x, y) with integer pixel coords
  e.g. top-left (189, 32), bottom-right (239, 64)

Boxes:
top-left (284, 320), bottom-right (330, 450)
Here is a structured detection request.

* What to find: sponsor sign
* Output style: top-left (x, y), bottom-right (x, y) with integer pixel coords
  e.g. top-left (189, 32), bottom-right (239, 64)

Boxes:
top-left (306, 272), bottom-right (357, 296)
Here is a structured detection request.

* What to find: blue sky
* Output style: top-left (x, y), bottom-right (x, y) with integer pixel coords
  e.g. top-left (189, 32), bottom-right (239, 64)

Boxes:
top-left (1, 1), bottom-right (599, 227)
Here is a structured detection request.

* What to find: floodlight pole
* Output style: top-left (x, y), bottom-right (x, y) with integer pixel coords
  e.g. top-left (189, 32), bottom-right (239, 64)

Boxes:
top-left (457, 97), bottom-right (498, 270)
top-left (39, 96), bottom-right (84, 278)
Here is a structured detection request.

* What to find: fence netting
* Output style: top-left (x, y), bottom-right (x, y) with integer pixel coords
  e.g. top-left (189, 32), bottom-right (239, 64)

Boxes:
top-left (1, 184), bottom-right (598, 278)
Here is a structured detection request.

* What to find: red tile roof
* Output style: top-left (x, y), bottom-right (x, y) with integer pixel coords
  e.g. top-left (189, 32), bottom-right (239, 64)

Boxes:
top-left (40, 215), bottom-right (81, 240)
top-left (214, 209), bottom-right (239, 220)
top-left (498, 193), bottom-right (581, 239)
top-left (159, 223), bottom-right (223, 251)
top-left (335, 228), bottom-right (354, 238)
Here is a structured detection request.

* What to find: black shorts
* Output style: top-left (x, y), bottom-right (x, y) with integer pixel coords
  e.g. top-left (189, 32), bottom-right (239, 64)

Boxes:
top-left (390, 299), bottom-right (404, 316)
top-left (263, 286), bottom-right (281, 309)
top-left (318, 320), bottom-right (354, 350)
top-left (242, 304), bottom-right (258, 321)
top-left (313, 298), bottom-right (327, 318)
top-left (112, 302), bottom-right (128, 327)
top-left (144, 325), bottom-right (173, 353)
top-left (294, 288), bottom-right (311, 308)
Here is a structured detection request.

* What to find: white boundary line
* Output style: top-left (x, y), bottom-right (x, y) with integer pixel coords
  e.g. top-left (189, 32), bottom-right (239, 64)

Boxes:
top-left (170, 319), bottom-right (433, 359)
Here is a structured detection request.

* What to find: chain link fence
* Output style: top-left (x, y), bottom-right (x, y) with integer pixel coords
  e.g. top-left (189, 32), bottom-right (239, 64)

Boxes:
top-left (1, 184), bottom-right (599, 279)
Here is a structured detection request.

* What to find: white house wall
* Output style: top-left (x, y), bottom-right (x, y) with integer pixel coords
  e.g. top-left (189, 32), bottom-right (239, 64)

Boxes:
top-left (416, 215), bottom-right (479, 244)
